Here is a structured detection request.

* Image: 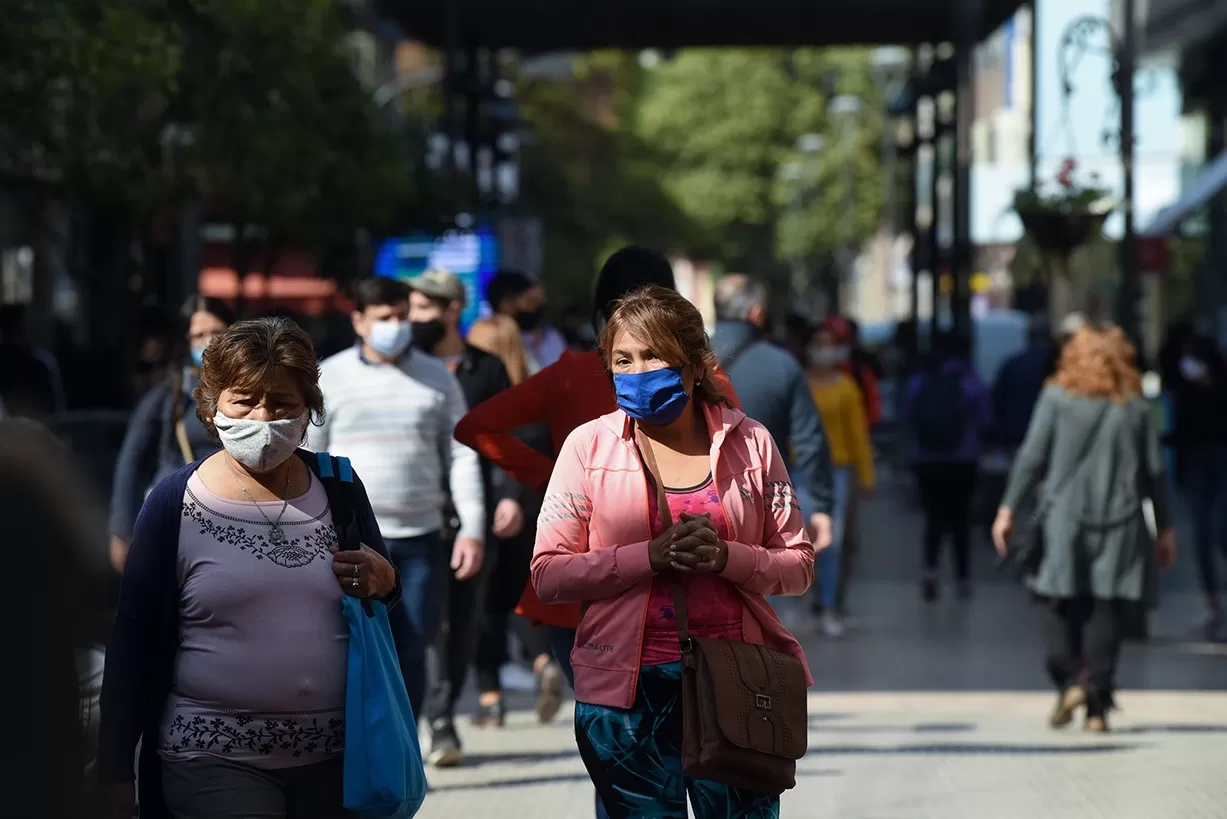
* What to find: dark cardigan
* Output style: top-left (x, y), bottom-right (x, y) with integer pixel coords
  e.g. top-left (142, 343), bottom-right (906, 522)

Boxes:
top-left (97, 449), bottom-right (401, 819)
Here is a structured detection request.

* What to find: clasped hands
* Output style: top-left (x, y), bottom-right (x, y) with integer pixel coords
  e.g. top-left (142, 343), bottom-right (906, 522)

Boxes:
top-left (648, 512), bottom-right (729, 575)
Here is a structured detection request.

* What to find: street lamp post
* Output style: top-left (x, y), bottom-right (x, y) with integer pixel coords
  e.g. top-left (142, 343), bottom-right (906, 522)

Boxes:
top-left (785, 134), bottom-right (826, 308)
top-left (830, 95), bottom-right (863, 314)
top-left (871, 48), bottom-right (911, 237)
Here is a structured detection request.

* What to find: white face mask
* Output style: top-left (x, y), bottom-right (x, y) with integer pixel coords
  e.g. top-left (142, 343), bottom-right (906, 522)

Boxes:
top-left (213, 412), bottom-right (309, 473)
top-left (366, 319), bottom-right (412, 358)
top-left (809, 346), bottom-right (844, 368)
top-left (1180, 356), bottom-right (1208, 382)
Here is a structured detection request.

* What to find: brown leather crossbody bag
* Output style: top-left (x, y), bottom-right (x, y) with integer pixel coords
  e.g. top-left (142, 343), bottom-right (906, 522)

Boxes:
top-left (635, 427), bottom-right (807, 794)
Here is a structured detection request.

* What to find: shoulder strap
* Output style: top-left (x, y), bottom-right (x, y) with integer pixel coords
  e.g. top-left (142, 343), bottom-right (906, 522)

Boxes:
top-left (1040, 402), bottom-right (1111, 511)
top-left (632, 426), bottom-right (691, 652)
top-left (313, 451), bottom-right (359, 551)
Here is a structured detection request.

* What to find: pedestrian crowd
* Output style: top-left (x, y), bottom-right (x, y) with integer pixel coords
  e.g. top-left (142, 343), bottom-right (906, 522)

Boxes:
top-left (6, 246), bottom-right (1197, 819)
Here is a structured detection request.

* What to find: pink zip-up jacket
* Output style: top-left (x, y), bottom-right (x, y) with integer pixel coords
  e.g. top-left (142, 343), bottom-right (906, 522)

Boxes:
top-left (531, 401), bottom-right (815, 709)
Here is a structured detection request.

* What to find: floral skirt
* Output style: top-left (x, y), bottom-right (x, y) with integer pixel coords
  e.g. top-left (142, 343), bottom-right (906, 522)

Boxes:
top-left (573, 662), bottom-right (781, 819)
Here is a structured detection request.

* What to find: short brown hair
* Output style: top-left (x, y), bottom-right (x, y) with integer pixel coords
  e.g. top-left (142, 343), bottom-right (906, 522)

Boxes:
top-left (195, 317), bottom-right (325, 440)
top-left (1050, 323), bottom-right (1141, 402)
top-left (599, 284), bottom-right (731, 408)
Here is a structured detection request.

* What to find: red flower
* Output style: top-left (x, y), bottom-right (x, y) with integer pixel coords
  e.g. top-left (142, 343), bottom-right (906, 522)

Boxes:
top-left (1056, 158), bottom-right (1077, 188)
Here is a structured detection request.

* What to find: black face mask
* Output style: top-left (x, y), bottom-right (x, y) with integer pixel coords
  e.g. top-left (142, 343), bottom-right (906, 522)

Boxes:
top-left (411, 319), bottom-right (448, 353)
top-left (514, 308), bottom-right (543, 332)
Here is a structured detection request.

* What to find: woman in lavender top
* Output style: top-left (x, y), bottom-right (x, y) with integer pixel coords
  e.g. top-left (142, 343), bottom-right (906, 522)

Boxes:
top-left (99, 317), bottom-right (400, 819)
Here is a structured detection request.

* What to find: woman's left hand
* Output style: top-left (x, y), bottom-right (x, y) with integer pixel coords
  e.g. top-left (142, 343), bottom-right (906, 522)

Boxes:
top-left (991, 507), bottom-right (1014, 557)
top-left (330, 544), bottom-right (397, 598)
top-left (672, 512), bottom-right (729, 574)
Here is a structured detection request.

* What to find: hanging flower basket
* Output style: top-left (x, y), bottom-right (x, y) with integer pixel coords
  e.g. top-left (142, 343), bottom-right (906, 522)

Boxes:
top-left (1013, 159), bottom-right (1113, 258)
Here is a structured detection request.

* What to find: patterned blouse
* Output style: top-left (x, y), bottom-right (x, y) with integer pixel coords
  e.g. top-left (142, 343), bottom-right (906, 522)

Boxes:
top-left (158, 470), bottom-right (347, 769)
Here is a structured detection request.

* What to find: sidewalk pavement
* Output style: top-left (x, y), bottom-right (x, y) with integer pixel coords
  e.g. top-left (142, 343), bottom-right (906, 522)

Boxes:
top-left (416, 485), bottom-right (1227, 818)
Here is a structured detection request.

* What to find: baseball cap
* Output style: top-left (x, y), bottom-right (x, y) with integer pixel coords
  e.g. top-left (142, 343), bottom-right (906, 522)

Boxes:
top-left (409, 269), bottom-right (466, 307)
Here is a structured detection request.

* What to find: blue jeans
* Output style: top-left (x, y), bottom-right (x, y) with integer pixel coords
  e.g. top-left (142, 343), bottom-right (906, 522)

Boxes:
top-left (384, 532), bottom-right (447, 723)
top-left (546, 625), bottom-right (609, 819)
top-left (797, 467), bottom-right (852, 610)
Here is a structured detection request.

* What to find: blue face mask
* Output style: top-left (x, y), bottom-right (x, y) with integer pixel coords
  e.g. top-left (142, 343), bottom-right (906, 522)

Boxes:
top-left (367, 319), bottom-right (412, 358)
top-left (190, 347), bottom-right (205, 368)
top-left (613, 366), bottom-right (691, 426)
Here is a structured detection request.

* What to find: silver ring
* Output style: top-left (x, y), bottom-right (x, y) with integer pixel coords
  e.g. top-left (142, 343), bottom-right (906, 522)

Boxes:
top-left (350, 575), bottom-right (360, 589)
top-left (352, 564), bottom-right (360, 578)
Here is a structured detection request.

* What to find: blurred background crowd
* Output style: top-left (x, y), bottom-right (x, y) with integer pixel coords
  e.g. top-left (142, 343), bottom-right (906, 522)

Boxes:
top-left (7, 0), bottom-right (1227, 816)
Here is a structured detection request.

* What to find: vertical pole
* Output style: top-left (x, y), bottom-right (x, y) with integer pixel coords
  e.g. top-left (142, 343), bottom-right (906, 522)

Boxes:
top-left (954, 8), bottom-right (976, 346)
top-left (1118, 0), bottom-right (1139, 345)
top-left (907, 60), bottom-right (922, 351)
top-left (464, 46), bottom-right (482, 213)
top-left (442, 3), bottom-right (461, 202)
top-left (1201, 48), bottom-right (1225, 337)
top-left (1028, 1), bottom-right (1039, 190)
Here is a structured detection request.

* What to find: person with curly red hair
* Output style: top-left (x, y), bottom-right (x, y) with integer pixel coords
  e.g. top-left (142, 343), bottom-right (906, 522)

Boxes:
top-left (993, 324), bottom-right (1175, 733)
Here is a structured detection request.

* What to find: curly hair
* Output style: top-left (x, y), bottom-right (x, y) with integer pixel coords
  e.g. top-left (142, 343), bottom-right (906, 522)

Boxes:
top-left (1049, 324), bottom-right (1141, 401)
top-left (195, 317), bottom-right (325, 441)
top-left (599, 284), bottom-right (732, 408)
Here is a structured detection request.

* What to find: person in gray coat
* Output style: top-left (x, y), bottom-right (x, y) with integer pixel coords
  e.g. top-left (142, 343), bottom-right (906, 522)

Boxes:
top-left (992, 324), bottom-right (1176, 733)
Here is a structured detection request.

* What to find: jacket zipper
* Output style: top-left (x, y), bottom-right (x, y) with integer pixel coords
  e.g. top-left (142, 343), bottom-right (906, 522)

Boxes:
top-left (631, 447), bottom-right (654, 701)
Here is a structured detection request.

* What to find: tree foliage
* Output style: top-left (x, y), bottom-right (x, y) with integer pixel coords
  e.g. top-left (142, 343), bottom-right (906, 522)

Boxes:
top-left (0, 0), bottom-right (181, 205)
top-left (634, 48), bottom-right (887, 279)
top-left (516, 53), bottom-right (708, 309)
top-left (1, 0), bottom-right (424, 283)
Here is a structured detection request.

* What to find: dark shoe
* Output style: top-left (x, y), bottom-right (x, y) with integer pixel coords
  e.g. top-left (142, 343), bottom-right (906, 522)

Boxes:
top-left (922, 578), bottom-right (939, 602)
top-left (1049, 686), bottom-right (1086, 729)
top-left (471, 696), bottom-right (506, 728)
top-left (536, 661), bottom-right (564, 724)
top-left (427, 719), bottom-right (464, 767)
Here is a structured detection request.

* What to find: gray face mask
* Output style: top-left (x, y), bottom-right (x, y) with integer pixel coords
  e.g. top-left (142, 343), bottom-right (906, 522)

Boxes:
top-left (213, 412), bottom-right (309, 473)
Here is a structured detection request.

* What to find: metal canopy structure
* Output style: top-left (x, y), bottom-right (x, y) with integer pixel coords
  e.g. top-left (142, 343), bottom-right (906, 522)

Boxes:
top-left (377, 0), bottom-right (1023, 50)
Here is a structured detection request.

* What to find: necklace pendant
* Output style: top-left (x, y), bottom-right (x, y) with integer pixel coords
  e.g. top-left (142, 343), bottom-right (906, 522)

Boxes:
top-left (269, 526), bottom-right (286, 546)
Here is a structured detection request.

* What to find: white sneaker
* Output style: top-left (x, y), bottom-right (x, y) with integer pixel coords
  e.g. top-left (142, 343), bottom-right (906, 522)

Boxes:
top-left (822, 613), bottom-right (846, 639)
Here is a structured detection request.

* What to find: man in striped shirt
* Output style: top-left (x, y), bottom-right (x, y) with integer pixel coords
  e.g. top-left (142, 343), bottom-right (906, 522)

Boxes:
top-left (310, 277), bottom-right (485, 721)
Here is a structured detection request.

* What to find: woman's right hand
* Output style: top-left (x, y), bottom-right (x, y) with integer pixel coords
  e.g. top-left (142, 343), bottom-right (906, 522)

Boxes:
top-left (647, 518), bottom-right (720, 574)
top-left (1156, 528), bottom-right (1176, 571)
top-left (991, 506), bottom-right (1014, 556)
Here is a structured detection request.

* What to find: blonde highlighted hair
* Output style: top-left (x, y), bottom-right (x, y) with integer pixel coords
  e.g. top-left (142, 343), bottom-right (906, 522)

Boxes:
top-left (467, 314), bottom-right (530, 385)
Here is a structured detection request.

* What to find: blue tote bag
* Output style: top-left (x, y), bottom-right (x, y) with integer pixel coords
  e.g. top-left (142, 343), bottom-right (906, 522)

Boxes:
top-left (341, 595), bottom-right (426, 819)
top-left (316, 452), bottom-right (426, 819)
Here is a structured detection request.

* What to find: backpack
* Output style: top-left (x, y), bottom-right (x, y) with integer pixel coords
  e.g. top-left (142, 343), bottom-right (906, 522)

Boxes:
top-left (913, 371), bottom-right (967, 453)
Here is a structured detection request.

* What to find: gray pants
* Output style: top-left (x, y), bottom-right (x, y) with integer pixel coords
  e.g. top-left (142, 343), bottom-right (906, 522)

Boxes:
top-left (162, 756), bottom-right (348, 819)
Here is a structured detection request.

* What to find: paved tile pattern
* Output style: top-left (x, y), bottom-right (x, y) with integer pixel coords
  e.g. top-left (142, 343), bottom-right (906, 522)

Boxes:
top-left (416, 489), bottom-right (1227, 818)
top-left (419, 688), bottom-right (1227, 819)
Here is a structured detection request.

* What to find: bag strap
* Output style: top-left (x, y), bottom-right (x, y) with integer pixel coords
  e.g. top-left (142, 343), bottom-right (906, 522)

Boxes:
top-left (174, 420), bottom-right (194, 465)
top-left (632, 425), bottom-right (692, 653)
top-left (314, 450), bottom-right (375, 616)
top-left (315, 451), bottom-right (359, 551)
top-left (1038, 402), bottom-right (1111, 513)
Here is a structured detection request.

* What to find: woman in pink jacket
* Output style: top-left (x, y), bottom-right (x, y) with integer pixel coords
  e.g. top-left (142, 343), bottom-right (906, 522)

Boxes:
top-left (532, 285), bottom-right (814, 819)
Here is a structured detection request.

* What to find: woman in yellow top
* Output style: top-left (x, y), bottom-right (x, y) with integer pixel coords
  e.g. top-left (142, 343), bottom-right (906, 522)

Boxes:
top-left (806, 321), bottom-right (874, 637)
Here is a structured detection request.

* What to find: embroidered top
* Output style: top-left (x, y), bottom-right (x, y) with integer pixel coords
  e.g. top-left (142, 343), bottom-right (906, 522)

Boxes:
top-left (640, 476), bottom-right (745, 667)
top-left (159, 471), bottom-right (347, 769)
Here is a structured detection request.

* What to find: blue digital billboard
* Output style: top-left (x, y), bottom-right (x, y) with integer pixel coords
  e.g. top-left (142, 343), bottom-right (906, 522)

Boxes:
top-left (373, 226), bottom-right (499, 334)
